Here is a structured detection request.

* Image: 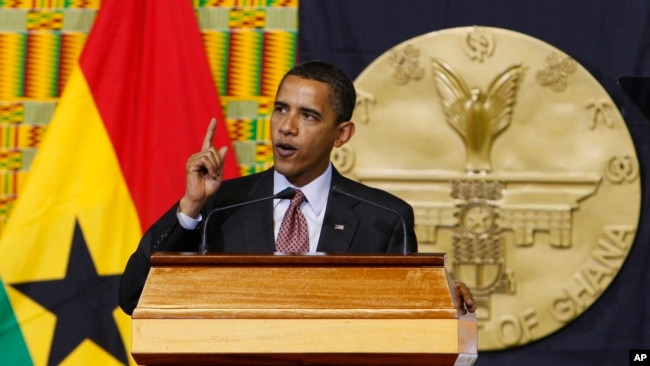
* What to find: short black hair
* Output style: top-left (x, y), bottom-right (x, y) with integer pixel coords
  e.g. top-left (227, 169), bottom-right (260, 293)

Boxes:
top-left (281, 60), bottom-right (356, 123)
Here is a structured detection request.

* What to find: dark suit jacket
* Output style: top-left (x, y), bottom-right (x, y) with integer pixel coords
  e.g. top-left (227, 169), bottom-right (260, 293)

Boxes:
top-left (119, 167), bottom-right (417, 314)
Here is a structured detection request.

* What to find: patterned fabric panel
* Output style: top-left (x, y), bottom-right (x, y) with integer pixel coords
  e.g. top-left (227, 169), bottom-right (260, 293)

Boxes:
top-left (0, 2), bottom-right (297, 233)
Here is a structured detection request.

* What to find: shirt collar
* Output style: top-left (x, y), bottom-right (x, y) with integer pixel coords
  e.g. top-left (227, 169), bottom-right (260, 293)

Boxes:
top-left (273, 164), bottom-right (332, 216)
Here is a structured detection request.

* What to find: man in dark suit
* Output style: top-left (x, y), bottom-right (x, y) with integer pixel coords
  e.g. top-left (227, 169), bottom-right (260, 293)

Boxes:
top-left (119, 60), bottom-right (475, 315)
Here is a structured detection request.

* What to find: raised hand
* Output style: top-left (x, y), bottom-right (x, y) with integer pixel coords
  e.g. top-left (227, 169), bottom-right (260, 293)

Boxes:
top-left (179, 118), bottom-right (228, 218)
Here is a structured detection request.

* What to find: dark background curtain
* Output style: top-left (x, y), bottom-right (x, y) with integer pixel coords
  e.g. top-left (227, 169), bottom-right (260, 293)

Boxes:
top-left (298, 1), bottom-right (650, 365)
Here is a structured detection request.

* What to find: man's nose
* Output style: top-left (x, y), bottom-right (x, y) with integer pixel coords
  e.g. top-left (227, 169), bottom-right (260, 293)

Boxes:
top-left (277, 114), bottom-right (299, 134)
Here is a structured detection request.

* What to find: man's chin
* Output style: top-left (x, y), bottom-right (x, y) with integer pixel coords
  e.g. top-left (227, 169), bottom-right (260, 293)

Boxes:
top-left (273, 164), bottom-right (295, 179)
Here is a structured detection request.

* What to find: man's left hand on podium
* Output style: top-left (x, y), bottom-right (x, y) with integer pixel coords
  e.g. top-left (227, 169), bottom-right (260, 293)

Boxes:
top-left (454, 281), bottom-right (477, 315)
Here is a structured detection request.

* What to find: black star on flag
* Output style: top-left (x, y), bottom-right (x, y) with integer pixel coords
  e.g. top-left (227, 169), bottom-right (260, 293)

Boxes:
top-left (10, 220), bottom-right (128, 365)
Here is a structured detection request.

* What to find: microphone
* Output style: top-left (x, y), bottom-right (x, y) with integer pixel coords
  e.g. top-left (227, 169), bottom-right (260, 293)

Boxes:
top-left (331, 185), bottom-right (411, 254)
top-left (199, 187), bottom-right (297, 254)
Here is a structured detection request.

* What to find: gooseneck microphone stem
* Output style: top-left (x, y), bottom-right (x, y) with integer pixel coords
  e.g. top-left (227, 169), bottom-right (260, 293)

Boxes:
top-left (331, 185), bottom-right (410, 255)
top-left (199, 187), bottom-right (297, 254)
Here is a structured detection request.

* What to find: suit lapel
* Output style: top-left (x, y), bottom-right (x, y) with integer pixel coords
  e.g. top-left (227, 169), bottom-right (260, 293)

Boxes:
top-left (317, 170), bottom-right (360, 252)
top-left (240, 169), bottom-right (276, 252)
top-left (233, 167), bottom-right (362, 253)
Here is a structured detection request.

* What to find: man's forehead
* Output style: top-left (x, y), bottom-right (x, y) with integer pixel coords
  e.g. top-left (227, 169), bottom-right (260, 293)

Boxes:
top-left (275, 76), bottom-right (333, 109)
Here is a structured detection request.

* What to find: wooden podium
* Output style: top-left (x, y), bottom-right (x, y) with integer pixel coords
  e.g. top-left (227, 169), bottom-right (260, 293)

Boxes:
top-left (131, 253), bottom-right (477, 365)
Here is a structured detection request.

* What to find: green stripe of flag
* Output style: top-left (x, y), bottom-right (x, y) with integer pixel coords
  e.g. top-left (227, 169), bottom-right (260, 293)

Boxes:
top-left (0, 279), bottom-right (32, 365)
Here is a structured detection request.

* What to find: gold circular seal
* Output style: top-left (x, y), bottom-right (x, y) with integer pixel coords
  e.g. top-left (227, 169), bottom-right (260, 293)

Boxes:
top-left (334, 26), bottom-right (641, 351)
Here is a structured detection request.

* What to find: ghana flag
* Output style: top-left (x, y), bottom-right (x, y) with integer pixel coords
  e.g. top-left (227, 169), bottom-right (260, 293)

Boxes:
top-left (0, 0), bottom-right (239, 365)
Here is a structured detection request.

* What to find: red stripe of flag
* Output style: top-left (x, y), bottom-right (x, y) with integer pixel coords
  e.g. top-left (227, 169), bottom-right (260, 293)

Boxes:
top-left (79, 0), bottom-right (239, 231)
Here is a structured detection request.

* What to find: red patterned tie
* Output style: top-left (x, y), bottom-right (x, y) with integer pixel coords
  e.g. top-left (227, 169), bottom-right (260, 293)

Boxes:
top-left (275, 189), bottom-right (309, 252)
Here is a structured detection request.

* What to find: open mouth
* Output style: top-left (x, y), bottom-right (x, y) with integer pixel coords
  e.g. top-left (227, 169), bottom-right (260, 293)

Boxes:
top-left (275, 142), bottom-right (298, 156)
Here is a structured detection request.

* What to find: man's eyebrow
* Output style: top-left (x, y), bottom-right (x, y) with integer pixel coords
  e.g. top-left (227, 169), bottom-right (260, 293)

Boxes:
top-left (274, 100), bottom-right (323, 119)
top-left (298, 106), bottom-right (322, 119)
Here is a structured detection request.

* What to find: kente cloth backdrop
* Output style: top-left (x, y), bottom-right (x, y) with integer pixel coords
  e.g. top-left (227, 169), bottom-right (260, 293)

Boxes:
top-left (0, 0), bottom-right (240, 364)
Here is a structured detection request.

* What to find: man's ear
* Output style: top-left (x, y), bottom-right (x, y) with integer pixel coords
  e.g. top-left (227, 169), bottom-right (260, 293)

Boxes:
top-left (334, 121), bottom-right (355, 148)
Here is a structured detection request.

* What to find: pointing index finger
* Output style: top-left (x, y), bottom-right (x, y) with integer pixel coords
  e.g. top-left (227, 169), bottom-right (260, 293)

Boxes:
top-left (202, 118), bottom-right (217, 150)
